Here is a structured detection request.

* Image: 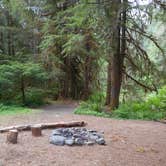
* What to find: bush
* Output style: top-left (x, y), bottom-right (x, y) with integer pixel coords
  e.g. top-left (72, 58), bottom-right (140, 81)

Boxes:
top-left (77, 92), bottom-right (105, 112)
top-left (112, 86), bottom-right (166, 120)
top-left (75, 92), bottom-right (110, 117)
top-left (75, 86), bottom-right (166, 121)
top-left (24, 88), bottom-right (46, 107)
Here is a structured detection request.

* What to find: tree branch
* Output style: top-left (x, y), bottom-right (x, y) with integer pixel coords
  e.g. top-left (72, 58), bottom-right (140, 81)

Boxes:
top-left (123, 71), bottom-right (157, 92)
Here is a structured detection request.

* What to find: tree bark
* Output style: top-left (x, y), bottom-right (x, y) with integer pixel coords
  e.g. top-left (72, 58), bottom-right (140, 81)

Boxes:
top-left (31, 125), bottom-right (42, 137)
top-left (0, 32), bottom-right (4, 53)
top-left (110, 51), bottom-right (122, 109)
top-left (83, 33), bottom-right (92, 100)
top-left (21, 76), bottom-right (26, 104)
top-left (109, 0), bottom-right (121, 110)
top-left (6, 130), bottom-right (18, 144)
top-left (83, 56), bottom-right (91, 100)
top-left (105, 57), bottom-right (112, 105)
top-left (106, 0), bottom-right (126, 110)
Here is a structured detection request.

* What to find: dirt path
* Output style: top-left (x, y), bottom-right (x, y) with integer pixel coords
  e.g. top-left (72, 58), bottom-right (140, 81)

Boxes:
top-left (38, 102), bottom-right (77, 115)
top-left (0, 103), bottom-right (166, 166)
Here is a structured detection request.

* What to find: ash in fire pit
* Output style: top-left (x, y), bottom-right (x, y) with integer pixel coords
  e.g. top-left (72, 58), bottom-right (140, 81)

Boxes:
top-left (49, 128), bottom-right (106, 146)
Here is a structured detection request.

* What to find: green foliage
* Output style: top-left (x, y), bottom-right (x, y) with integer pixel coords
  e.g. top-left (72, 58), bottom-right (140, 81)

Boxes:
top-left (74, 92), bottom-right (110, 117)
top-left (0, 61), bottom-right (48, 105)
top-left (24, 88), bottom-right (46, 107)
top-left (0, 103), bottom-right (32, 116)
top-left (112, 86), bottom-right (166, 120)
top-left (75, 86), bottom-right (166, 120)
top-left (62, 34), bottom-right (85, 56)
top-left (0, 0), bottom-right (165, 115)
top-left (75, 108), bottom-right (111, 118)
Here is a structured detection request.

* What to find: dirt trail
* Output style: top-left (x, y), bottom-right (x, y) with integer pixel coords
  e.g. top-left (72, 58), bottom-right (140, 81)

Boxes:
top-left (0, 103), bottom-right (166, 166)
top-left (39, 102), bottom-right (77, 115)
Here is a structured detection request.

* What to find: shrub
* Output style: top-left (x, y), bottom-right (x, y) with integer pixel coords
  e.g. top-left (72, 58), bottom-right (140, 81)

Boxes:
top-left (24, 88), bottom-right (46, 107)
top-left (75, 86), bottom-right (166, 121)
top-left (75, 92), bottom-right (109, 117)
top-left (112, 86), bottom-right (166, 120)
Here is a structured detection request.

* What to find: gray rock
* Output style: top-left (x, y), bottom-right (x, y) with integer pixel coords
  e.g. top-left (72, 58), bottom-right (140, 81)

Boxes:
top-left (74, 138), bottom-right (84, 145)
top-left (50, 135), bottom-right (66, 146)
top-left (82, 128), bottom-right (87, 131)
top-left (94, 133), bottom-right (103, 138)
top-left (85, 141), bottom-right (95, 146)
top-left (73, 134), bottom-right (81, 138)
top-left (89, 135), bottom-right (99, 141)
top-left (50, 127), bottom-right (106, 146)
top-left (65, 139), bottom-right (74, 146)
top-left (52, 130), bottom-right (61, 136)
top-left (96, 138), bottom-right (105, 145)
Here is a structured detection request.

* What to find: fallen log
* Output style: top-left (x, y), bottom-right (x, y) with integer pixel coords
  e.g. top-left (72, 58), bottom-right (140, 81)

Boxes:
top-left (0, 121), bottom-right (86, 133)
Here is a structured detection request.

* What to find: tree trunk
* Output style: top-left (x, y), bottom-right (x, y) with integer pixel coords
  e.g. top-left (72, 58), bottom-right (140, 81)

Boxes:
top-left (6, 130), bottom-right (18, 144)
top-left (109, 0), bottom-right (127, 110)
top-left (11, 32), bottom-right (15, 56)
top-left (0, 32), bottom-right (4, 53)
top-left (6, 11), bottom-right (14, 56)
top-left (106, 0), bottom-right (123, 110)
top-left (105, 57), bottom-right (112, 105)
top-left (110, 52), bottom-right (122, 109)
top-left (21, 76), bottom-right (26, 104)
top-left (83, 56), bottom-right (91, 100)
top-left (31, 125), bottom-right (42, 137)
top-left (83, 34), bottom-right (92, 100)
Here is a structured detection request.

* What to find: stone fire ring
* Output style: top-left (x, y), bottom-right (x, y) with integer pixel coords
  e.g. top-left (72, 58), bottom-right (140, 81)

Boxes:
top-left (49, 127), bottom-right (106, 146)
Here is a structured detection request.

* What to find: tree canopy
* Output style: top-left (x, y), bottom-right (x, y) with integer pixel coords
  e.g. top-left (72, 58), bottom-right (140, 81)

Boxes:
top-left (0, 0), bottom-right (165, 110)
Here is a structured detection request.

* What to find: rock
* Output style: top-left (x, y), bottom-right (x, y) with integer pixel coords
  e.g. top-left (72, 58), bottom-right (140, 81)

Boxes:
top-left (74, 138), bottom-right (84, 145)
top-left (50, 127), bottom-right (106, 146)
top-left (65, 139), bottom-right (74, 146)
top-left (82, 128), bottom-right (87, 131)
top-left (50, 135), bottom-right (66, 146)
top-left (85, 141), bottom-right (95, 146)
top-left (96, 138), bottom-right (105, 145)
top-left (52, 130), bottom-right (61, 136)
top-left (89, 135), bottom-right (99, 141)
top-left (73, 134), bottom-right (81, 138)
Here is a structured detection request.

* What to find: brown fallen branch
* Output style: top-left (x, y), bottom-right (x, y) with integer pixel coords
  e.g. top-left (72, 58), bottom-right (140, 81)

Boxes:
top-left (0, 121), bottom-right (86, 133)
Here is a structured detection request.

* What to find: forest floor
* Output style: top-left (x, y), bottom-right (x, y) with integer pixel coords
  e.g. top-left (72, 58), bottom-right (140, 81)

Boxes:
top-left (0, 102), bottom-right (166, 166)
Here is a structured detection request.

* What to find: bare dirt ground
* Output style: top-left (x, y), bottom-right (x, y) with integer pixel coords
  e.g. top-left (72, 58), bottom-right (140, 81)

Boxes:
top-left (0, 103), bottom-right (166, 166)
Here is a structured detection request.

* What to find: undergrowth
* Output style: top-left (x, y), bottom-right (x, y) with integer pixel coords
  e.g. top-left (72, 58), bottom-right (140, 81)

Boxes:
top-left (75, 92), bottom-right (111, 118)
top-left (75, 86), bottom-right (166, 120)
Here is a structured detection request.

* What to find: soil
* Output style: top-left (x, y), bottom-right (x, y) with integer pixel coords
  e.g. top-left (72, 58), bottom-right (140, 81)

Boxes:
top-left (0, 103), bottom-right (166, 166)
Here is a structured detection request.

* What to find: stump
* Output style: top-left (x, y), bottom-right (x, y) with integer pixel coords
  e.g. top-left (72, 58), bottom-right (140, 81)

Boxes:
top-left (31, 125), bottom-right (42, 137)
top-left (6, 130), bottom-right (18, 144)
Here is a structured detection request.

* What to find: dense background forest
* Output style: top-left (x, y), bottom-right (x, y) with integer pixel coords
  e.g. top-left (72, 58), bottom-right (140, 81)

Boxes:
top-left (0, 0), bottom-right (165, 119)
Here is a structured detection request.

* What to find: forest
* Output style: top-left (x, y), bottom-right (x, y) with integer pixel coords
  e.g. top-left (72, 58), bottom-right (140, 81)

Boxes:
top-left (0, 0), bottom-right (166, 166)
top-left (0, 0), bottom-right (165, 119)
